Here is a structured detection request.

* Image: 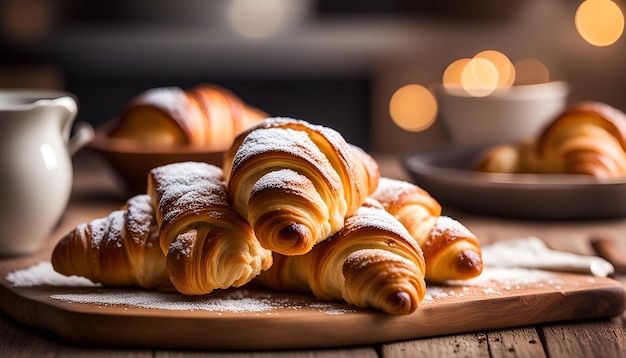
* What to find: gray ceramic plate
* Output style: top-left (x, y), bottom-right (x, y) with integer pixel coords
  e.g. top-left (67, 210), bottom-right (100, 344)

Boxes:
top-left (402, 145), bottom-right (626, 219)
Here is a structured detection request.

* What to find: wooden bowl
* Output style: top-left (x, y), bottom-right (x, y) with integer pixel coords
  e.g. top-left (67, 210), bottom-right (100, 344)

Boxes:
top-left (88, 129), bottom-right (226, 194)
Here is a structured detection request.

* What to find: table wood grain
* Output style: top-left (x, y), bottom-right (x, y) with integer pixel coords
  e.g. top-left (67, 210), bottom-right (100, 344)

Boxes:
top-left (1, 151), bottom-right (625, 358)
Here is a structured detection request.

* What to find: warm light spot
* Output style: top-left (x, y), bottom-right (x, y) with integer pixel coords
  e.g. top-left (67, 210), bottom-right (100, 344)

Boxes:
top-left (461, 57), bottom-right (499, 97)
top-left (575, 0), bottom-right (624, 46)
top-left (442, 58), bottom-right (471, 89)
top-left (228, 0), bottom-right (289, 39)
top-left (513, 58), bottom-right (550, 85)
top-left (389, 84), bottom-right (438, 132)
top-left (474, 50), bottom-right (515, 89)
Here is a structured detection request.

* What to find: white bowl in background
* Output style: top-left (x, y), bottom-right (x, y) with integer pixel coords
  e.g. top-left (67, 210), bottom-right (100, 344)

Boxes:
top-left (432, 81), bottom-right (570, 146)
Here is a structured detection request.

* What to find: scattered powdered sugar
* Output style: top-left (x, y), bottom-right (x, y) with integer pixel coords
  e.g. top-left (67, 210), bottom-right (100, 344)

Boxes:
top-left (422, 267), bottom-right (559, 303)
top-left (5, 261), bottom-right (354, 315)
top-left (345, 248), bottom-right (414, 271)
top-left (104, 210), bottom-right (125, 249)
top-left (151, 162), bottom-right (229, 228)
top-left (6, 261), bottom-right (99, 287)
top-left (50, 290), bottom-right (356, 315)
top-left (251, 168), bottom-right (317, 197)
top-left (371, 177), bottom-right (418, 205)
top-left (430, 216), bottom-right (475, 241)
top-left (168, 232), bottom-right (194, 258)
top-left (231, 127), bottom-right (341, 191)
top-left (86, 216), bottom-right (110, 249)
top-left (343, 201), bottom-right (409, 238)
top-left (5, 262), bottom-right (565, 314)
top-left (124, 195), bottom-right (156, 245)
top-left (51, 291), bottom-right (277, 313)
top-left (308, 302), bottom-right (357, 315)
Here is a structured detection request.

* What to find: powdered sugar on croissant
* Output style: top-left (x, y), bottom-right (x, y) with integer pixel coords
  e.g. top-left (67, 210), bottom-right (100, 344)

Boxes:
top-left (147, 161), bottom-right (272, 295)
top-left (255, 199), bottom-right (427, 315)
top-left (51, 195), bottom-right (168, 289)
top-left (371, 177), bottom-right (483, 282)
top-left (223, 117), bottom-right (380, 256)
top-left (342, 248), bottom-right (424, 315)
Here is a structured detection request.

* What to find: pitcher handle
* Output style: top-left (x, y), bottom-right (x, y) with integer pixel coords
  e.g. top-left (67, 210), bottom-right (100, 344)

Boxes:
top-left (68, 121), bottom-right (94, 156)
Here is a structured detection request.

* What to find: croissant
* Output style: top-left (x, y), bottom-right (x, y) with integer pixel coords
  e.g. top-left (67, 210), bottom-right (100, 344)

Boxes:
top-left (473, 139), bottom-right (540, 174)
top-left (51, 195), bottom-right (169, 289)
top-left (146, 161), bottom-right (273, 295)
top-left (222, 117), bottom-right (380, 256)
top-left (255, 199), bottom-right (427, 315)
top-left (108, 84), bottom-right (267, 149)
top-left (370, 177), bottom-right (483, 282)
top-left (475, 102), bottom-right (626, 178)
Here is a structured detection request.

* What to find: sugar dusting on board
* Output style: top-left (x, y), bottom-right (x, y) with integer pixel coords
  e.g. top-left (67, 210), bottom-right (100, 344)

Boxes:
top-left (6, 261), bottom-right (99, 288)
top-left (6, 261), bottom-right (565, 312)
top-left (423, 267), bottom-right (560, 303)
top-left (8, 261), bottom-right (565, 313)
top-left (50, 289), bottom-right (357, 315)
top-left (53, 291), bottom-right (273, 313)
top-left (5, 261), bottom-right (356, 315)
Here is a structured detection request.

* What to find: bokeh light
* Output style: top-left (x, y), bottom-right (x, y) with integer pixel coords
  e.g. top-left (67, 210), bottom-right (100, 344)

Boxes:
top-left (441, 51), bottom-right (552, 98)
top-left (229, 0), bottom-right (290, 39)
top-left (575, 0), bottom-right (624, 46)
top-left (474, 50), bottom-right (515, 89)
top-left (461, 57), bottom-right (499, 97)
top-left (389, 84), bottom-right (438, 132)
top-left (442, 50), bottom-right (516, 96)
top-left (513, 58), bottom-right (550, 85)
top-left (442, 58), bottom-right (471, 89)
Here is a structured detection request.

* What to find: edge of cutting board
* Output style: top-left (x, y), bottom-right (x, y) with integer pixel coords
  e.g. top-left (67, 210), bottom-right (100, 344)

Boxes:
top-left (1, 261), bottom-right (624, 350)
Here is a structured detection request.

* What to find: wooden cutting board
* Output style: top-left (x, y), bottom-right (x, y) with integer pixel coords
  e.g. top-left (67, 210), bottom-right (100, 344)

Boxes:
top-left (1, 251), bottom-right (624, 351)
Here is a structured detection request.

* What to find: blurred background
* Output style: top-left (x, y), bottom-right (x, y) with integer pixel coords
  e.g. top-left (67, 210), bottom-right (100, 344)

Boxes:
top-left (1, 0), bottom-right (625, 153)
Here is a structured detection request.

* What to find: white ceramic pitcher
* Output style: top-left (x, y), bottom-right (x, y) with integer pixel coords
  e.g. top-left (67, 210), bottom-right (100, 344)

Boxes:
top-left (0, 89), bottom-right (93, 257)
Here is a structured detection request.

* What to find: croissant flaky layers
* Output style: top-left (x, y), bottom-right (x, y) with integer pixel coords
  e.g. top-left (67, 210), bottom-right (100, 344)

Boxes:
top-left (147, 162), bottom-right (273, 295)
top-left (52, 117), bottom-right (483, 315)
top-left (52, 162), bottom-right (273, 295)
top-left (371, 178), bottom-right (483, 282)
top-left (475, 101), bottom-right (626, 178)
top-left (51, 195), bottom-right (169, 289)
top-left (107, 84), bottom-right (267, 150)
top-left (223, 117), bottom-right (380, 256)
top-left (255, 199), bottom-right (427, 315)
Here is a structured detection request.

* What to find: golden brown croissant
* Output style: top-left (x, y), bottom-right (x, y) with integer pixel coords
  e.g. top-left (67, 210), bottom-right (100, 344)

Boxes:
top-left (255, 198), bottom-right (426, 315)
top-left (51, 195), bottom-right (169, 289)
top-left (222, 117), bottom-right (380, 256)
top-left (473, 139), bottom-right (539, 174)
top-left (370, 177), bottom-right (483, 282)
top-left (475, 102), bottom-right (626, 178)
top-left (108, 84), bottom-right (267, 149)
top-left (147, 161), bottom-right (273, 295)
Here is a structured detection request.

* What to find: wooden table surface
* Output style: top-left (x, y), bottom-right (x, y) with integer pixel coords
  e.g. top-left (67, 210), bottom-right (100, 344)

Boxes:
top-left (2, 150), bottom-right (626, 358)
